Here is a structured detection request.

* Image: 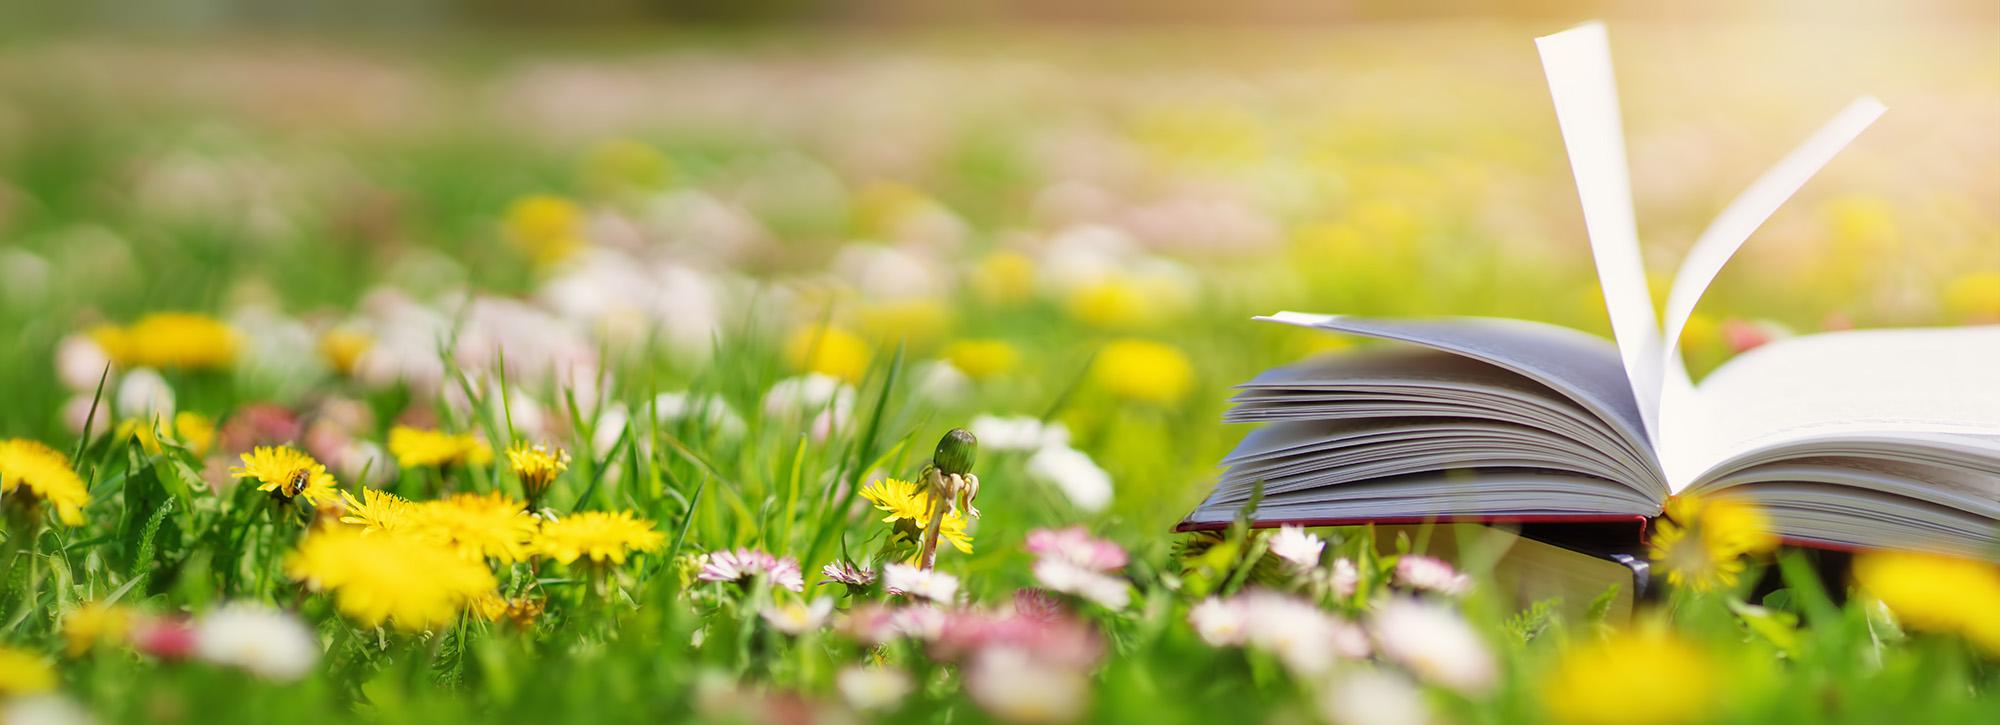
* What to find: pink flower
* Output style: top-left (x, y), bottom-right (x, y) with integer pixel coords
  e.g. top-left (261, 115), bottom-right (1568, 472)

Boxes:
top-left (1393, 555), bottom-right (1470, 596)
top-left (931, 608), bottom-right (1102, 670)
top-left (131, 616), bottom-right (198, 660)
top-left (1330, 557), bottom-right (1360, 599)
top-left (1025, 527), bottom-right (1127, 572)
top-left (819, 560), bottom-right (875, 588)
top-left (698, 548), bottom-right (804, 592)
top-left (1267, 525), bottom-right (1325, 573)
top-left (1010, 588), bottom-right (1068, 622)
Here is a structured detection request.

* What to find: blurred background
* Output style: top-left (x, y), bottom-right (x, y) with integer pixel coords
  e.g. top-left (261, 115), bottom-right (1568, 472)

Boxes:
top-left (0, 0), bottom-right (1994, 524)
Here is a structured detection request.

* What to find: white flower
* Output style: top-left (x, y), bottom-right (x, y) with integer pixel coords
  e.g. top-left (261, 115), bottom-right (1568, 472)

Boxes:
top-left (54, 334), bottom-right (110, 392)
top-left (832, 244), bottom-right (946, 301)
top-left (193, 602), bottom-right (321, 682)
top-left (1267, 525), bottom-right (1325, 573)
top-left (912, 360), bottom-right (971, 403)
top-left (1240, 591), bottom-right (1348, 677)
top-left (1319, 668), bottom-right (1431, 725)
top-left (759, 597), bottom-right (834, 635)
top-left (1394, 555), bottom-right (1471, 596)
top-left (0, 695), bottom-right (95, 725)
top-left (969, 414), bottom-right (1071, 452)
top-left (882, 563), bottom-right (959, 603)
top-left (652, 391), bottom-right (745, 438)
top-left (965, 647), bottom-right (1089, 724)
top-left (762, 373), bottom-right (855, 421)
top-left (1025, 445), bottom-right (1112, 513)
top-left (1188, 596), bottom-right (1248, 647)
top-left (114, 368), bottom-right (174, 421)
top-left (1369, 597), bottom-right (1497, 695)
top-left (1032, 559), bottom-right (1129, 610)
top-left (1329, 557), bottom-right (1360, 599)
top-left (836, 665), bottom-right (913, 712)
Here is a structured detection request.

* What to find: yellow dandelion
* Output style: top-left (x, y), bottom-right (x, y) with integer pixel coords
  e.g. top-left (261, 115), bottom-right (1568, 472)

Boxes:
top-left (113, 411), bottom-right (214, 457)
top-left (1854, 550), bottom-right (2000, 656)
top-left (1089, 338), bottom-right (1195, 405)
top-left (942, 339), bottom-right (1020, 381)
top-left (1541, 628), bottom-right (1717, 725)
top-left (90, 312), bottom-right (239, 370)
top-left (285, 526), bottom-right (496, 632)
top-left (1066, 277), bottom-right (1153, 329)
top-left (971, 250), bottom-right (1036, 306)
top-left (472, 592), bottom-right (545, 629)
top-left (785, 325), bottom-right (873, 384)
top-left (1943, 271), bottom-right (2000, 323)
top-left (506, 442), bottom-right (570, 501)
top-left (855, 299), bottom-right (951, 349)
top-left (339, 487), bottom-right (416, 532)
top-left (503, 194), bottom-right (587, 268)
top-left (61, 601), bottom-right (132, 657)
top-left (1647, 495), bottom-right (1778, 592)
top-left (229, 445), bottom-right (339, 507)
top-left (0, 438), bottom-right (91, 526)
top-left (535, 510), bottom-right (666, 565)
top-left (0, 646), bottom-right (55, 697)
top-left (388, 426), bottom-right (493, 469)
top-left (318, 328), bottom-right (373, 376)
top-left (410, 492), bottom-right (539, 563)
top-left (859, 477), bottom-right (973, 555)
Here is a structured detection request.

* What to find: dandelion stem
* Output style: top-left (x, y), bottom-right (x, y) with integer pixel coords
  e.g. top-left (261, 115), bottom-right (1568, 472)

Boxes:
top-left (916, 467), bottom-right (946, 570)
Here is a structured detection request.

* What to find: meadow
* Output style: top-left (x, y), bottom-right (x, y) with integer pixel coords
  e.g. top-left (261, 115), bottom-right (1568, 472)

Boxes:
top-left (0, 22), bottom-right (1996, 724)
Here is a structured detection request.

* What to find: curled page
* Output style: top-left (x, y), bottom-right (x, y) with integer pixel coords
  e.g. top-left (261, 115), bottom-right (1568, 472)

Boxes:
top-left (1657, 98), bottom-right (1886, 378)
top-left (1536, 22), bottom-right (1663, 446)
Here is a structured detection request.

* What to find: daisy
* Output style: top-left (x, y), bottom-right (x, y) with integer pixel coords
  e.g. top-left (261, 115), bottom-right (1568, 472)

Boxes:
top-left (759, 597), bottom-right (835, 635)
top-left (1370, 597), bottom-right (1498, 695)
top-left (882, 563), bottom-right (958, 603)
top-left (1267, 525), bottom-right (1325, 572)
top-left (836, 666), bottom-right (913, 713)
top-left (1188, 596), bottom-right (1248, 647)
top-left (193, 603), bottom-right (320, 682)
top-left (697, 548), bottom-right (804, 592)
top-left (1393, 555), bottom-right (1471, 596)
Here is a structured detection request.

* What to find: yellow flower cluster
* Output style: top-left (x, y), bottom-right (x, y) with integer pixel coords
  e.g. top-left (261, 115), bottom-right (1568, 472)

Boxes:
top-left (337, 487), bottom-right (662, 566)
top-left (230, 446), bottom-right (339, 506)
top-left (286, 526), bottom-right (497, 632)
top-left (1541, 628), bottom-right (1717, 725)
top-left (1853, 550), bottom-right (2000, 656)
top-left (89, 312), bottom-right (239, 370)
top-left (859, 477), bottom-right (973, 555)
top-left (0, 438), bottom-right (91, 526)
top-left (115, 411), bottom-right (215, 456)
top-left (389, 426), bottom-right (494, 469)
top-left (1646, 495), bottom-right (1778, 591)
top-left (506, 442), bottom-right (570, 500)
top-left (1090, 338), bottom-right (1195, 405)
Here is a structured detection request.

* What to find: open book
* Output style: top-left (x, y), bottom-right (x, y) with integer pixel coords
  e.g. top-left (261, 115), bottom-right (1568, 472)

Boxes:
top-left (1180, 23), bottom-right (2000, 560)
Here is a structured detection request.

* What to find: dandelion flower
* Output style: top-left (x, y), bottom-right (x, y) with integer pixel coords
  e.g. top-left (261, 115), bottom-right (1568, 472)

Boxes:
top-left (229, 445), bottom-right (338, 507)
top-left (61, 601), bottom-right (132, 657)
top-left (1089, 338), bottom-right (1194, 404)
top-left (0, 438), bottom-right (91, 526)
top-left (387, 426), bottom-right (493, 469)
top-left (860, 477), bottom-right (974, 555)
top-left (338, 487), bottom-right (415, 532)
top-left (1647, 495), bottom-right (1777, 592)
top-left (1541, 628), bottom-right (1717, 725)
top-left (285, 526), bottom-right (496, 632)
top-left (1854, 550), bottom-right (2000, 655)
top-left (504, 194), bottom-right (588, 267)
top-left (91, 312), bottom-right (239, 370)
top-left (971, 250), bottom-right (1035, 306)
top-left (697, 548), bottom-right (804, 592)
top-left (318, 328), bottom-right (373, 376)
top-left (784, 324), bottom-right (872, 384)
top-left (943, 339), bottom-right (1021, 381)
top-left (505, 442), bottom-right (569, 502)
top-left (536, 510), bottom-right (666, 566)
top-left (0, 646), bottom-right (56, 697)
top-left (412, 492), bottom-right (540, 563)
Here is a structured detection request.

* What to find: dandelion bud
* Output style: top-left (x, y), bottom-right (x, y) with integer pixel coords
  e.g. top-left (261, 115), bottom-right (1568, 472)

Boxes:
top-left (932, 428), bottom-right (977, 477)
top-left (506, 442), bottom-right (570, 505)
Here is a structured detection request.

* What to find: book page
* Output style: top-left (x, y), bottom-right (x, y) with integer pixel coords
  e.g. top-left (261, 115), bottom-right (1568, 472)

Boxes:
top-left (1678, 326), bottom-right (2000, 491)
top-left (1536, 22), bottom-right (1664, 443)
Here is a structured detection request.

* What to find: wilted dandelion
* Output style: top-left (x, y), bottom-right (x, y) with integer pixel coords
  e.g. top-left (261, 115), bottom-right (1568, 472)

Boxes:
top-left (0, 438), bottom-right (91, 526)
